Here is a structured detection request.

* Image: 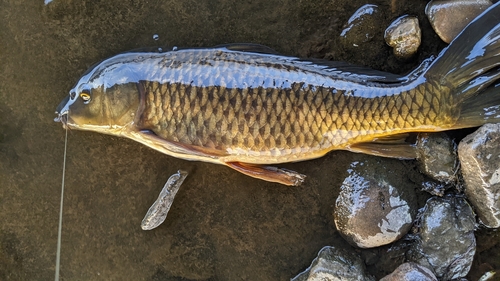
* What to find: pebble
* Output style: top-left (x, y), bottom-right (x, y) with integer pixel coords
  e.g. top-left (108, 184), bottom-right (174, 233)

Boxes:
top-left (420, 180), bottom-right (447, 197)
top-left (340, 4), bottom-right (380, 47)
top-left (291, 246), bottom-right (375, 281)
top-left (408, 196), bottom-right (476, 280)
top-left (141, 170), bottom-right (188, 230)
top-left (334, 159), bottom-right (417, 248)
top-left (458, 124), bottom-right (500, 228)
top-left (380, 262), bottom-right (437, 281)
top-left (425, 0), bottom-right (493, 43)
top-left (416, 132), bottom-right (457, 184)
top-left (384, 15), bottom-right (421, 59)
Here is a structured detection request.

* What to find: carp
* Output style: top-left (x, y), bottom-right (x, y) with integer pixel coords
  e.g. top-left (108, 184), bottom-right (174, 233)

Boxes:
top-left (55, 3), bottom-right (500, 185)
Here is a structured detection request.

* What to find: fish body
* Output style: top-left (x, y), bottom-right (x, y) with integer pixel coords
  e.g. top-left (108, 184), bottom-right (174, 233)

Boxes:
top-left (55, 3), bottom-right (500, 185)
top-left (136, 49), bottom-right (451, 164)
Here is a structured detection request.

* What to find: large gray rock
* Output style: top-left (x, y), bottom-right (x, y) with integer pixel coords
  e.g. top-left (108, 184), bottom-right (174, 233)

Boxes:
top-left (416, 132), bottom-right (458, 185)
top-left (291, 246), bottom-right (374, 281)
top-left (408, 196), bottom-right (476, 280)
top-left (458, 124), bottom-right (500, 228)
top-left (426, 0), bottom-right (492, 43)
top-left (334, 159), bottom-right (418, 248)
top-left (380, 262), bottom-right (437, 281)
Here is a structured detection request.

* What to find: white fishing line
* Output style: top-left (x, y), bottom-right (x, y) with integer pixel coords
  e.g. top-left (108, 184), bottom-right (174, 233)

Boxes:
top-left (55, 121), bottom-right (68, 281)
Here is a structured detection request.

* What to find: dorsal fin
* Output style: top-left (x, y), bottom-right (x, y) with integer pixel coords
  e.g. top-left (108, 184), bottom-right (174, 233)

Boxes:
top-left (215, 43), bottom-right (282, 55)
top-left (217, 43), bottom-right (405, 83)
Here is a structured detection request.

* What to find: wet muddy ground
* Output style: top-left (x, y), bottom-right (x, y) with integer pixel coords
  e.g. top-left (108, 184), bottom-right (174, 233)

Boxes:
top-left (0, 0), bottom-right (498, 280)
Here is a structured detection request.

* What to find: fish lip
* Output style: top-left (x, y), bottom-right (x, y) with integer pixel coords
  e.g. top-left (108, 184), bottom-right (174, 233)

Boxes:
top-left (55, 93), bottom-right (75, 127)
top-left (54, 112), bottom-right (69, 129)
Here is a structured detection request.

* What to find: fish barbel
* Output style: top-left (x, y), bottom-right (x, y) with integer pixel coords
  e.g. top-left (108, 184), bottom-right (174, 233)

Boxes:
top-left (55, 3), bottom-right (500, 185)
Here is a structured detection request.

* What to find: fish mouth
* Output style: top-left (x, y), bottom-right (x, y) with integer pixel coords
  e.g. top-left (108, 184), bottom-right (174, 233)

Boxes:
top-left (54, 112), bottom-right (69, 129)
top-left (54, 94), bottom-right (74, 129)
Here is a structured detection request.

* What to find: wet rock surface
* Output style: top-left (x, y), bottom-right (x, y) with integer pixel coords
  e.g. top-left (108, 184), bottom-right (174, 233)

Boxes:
top-left (408, 196), bottom-right (476, 280)
top-left (384, 15), bottom-right (421, 59)
top-left (426, 0), bottom-right (493, 43)
top-left (340, 4), bottom-right (381, 48)
top-left (291, 246), bottom-right (375, 281)
top-left (420, 181), bottom-right (448, 197)
top-left (416, 132), bottom-right (458, 184)
top-left (458, 124), bottom-right (500, 228)
top-left (334, 158), bottom-right (418, 248)
top-left (380, 262), bottom-right (437, 281)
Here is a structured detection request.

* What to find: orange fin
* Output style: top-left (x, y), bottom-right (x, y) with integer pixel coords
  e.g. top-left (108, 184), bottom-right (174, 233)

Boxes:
top-left (225, 162), bottom-right (306, 186)
top-left (348, 133), bottom-right (417, 159)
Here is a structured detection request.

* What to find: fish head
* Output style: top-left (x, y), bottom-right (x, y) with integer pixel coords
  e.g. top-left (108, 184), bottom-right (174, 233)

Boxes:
top-left (54, 59), bottom-right (141, 136)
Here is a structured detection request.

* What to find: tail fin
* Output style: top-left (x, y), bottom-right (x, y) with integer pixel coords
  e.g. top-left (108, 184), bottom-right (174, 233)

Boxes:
top-left (422, 2), bottom-right (500, 127)
top-left (456, 82), bottom-right (500, 127)
top-left (424, 2), bottom-right (500, 90)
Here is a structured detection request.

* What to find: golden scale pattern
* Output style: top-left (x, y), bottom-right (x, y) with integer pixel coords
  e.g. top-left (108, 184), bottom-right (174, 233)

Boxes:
top-left (140, 75), bottom-right (451, 158)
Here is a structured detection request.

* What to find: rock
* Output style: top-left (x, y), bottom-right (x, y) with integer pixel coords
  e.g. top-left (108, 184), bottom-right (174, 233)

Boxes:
top-left (334, 159), bottom-right (418, 248)
top-left (408, 196), bottom-right (476, 280)
top-left (416, 132), bottom-right (458, 184)
top-left (420, 180), bottom-right (447, 197)
top-left (340, 4), bottom-right (380, 47)
top-left (384, 15), bottom-right (421, 59)
top-left (291, 246), bottom-right (375, 281)
top-left (380, 262), bottom-right (437, 281)
top-left (458, 124), bottom-right (500, 228)
top-left (425, 0), bottom-right (493, 43)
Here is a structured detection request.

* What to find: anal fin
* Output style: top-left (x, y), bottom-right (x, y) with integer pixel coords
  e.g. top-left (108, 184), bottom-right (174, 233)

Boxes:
top-left (226, 162), bottom-right (306, 186)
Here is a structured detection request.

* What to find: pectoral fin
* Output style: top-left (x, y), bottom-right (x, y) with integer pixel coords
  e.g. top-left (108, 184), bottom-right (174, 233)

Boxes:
top-left (348, 134), bottom-right (417, 159)
top-left (124, 129), bottom-right (227, 161)
top-left (225, 162), bottom-right (306, 186)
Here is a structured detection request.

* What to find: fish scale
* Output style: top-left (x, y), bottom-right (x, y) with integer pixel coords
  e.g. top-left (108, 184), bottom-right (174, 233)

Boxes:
top-left (139, 74), bottom-right (449, 163)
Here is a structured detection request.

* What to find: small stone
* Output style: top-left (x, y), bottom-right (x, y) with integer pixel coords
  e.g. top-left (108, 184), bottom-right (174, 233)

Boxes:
top-left (291, 246), bottom-right (375, 281)
top-left (416, 132), bottom-right (458, 184)
top-left (458, 124), bottom-right (500, 228)
top-left (334, 159), bottom-right (417, 248)
top-left (380, 262), bottom-right (437, 281)
top-left (408, 196), bottom-right (476, 280)
top-left (340, 4), bottom-right (380, 47)
top-left (420, 181), bottom-right (447, 197)
top-left (426, 0), bottom-right (493, 43)
top-left (384, 15), bottom-right (421, 59)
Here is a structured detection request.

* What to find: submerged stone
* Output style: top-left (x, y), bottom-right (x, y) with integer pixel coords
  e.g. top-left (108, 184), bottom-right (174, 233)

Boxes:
top-left (408, 196), bottom-right (476, 280)
top-left (458, 124), bottom-right (500, 228)
top-left (416, 132), bottom-right (457, 185)
top-left (380, 262), bottom-right (437, 281)
top-left (291, 246), bottom-right (375, 281)
top-left (340, 4), bottom-right (380, 47)
top-left (384, 15), bottom-right (421, 59)
top-left (425, 0), bottom-right (492, 43)
top-left (334, 159), bottom-right (417, 248)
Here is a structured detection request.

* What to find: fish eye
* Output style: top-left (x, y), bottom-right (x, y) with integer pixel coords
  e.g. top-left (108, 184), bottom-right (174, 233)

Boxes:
top-left (80, 92), bottom-right (91, 104)
top-left (70, 91), bottom-right (76, 99)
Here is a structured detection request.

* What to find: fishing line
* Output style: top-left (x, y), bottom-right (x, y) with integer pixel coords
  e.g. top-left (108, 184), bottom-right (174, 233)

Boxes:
top-left (55, 120), bottom-right (68, 281)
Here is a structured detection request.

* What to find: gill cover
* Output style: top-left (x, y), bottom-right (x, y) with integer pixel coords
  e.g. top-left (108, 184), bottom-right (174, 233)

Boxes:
top-left (55, 53), bottom-right (143, 131)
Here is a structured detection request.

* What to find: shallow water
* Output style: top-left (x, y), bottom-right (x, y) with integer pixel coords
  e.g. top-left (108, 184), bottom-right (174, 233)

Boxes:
top-left (0, 0), bottom-right (498, 280)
